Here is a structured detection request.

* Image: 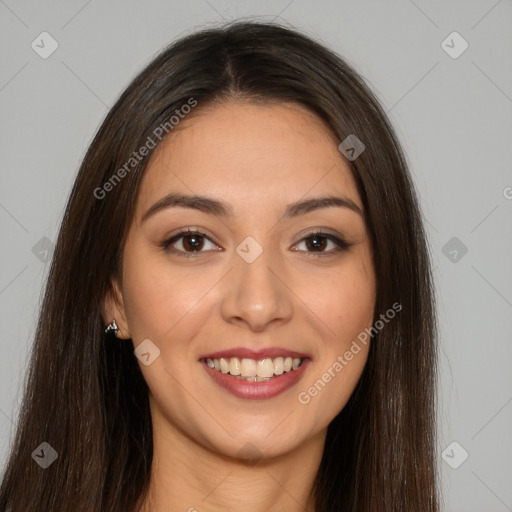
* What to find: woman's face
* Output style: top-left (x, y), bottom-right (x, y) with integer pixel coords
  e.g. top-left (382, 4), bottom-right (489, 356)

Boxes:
top-left (105, 101), bottom-right (376, 460)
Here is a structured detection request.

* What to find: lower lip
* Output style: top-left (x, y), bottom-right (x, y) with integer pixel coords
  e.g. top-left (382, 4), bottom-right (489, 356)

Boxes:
top-left (201, 359), bottom-right (311, 400)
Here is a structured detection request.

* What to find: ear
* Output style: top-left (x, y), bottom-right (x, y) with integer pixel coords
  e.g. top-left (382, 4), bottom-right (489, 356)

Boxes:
top-left (101, 277), bottom-right (131, 339)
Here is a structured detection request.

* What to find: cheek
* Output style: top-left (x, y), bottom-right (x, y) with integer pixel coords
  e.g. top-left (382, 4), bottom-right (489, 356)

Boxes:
top-left (121, 249), bottom-right (219, 342)
top-left (296, 257), bottom-right (376, 345)
top-left (292, 255), bottom-right (375, 418)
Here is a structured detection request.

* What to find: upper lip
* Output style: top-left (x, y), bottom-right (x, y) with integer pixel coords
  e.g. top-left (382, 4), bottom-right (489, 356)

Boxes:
top-left (199, 347), bottom-right (311, 360)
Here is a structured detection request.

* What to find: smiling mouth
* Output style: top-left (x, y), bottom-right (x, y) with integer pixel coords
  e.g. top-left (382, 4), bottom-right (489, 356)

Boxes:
top-left (201, 356), bottom-right (306, 382)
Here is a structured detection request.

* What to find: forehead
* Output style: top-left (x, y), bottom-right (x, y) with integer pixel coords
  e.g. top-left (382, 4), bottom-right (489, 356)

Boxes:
top-left (135, 101), bottom-right (362, 216)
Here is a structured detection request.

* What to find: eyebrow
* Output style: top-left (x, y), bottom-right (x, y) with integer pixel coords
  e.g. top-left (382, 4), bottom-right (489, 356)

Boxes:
top-left (141, 192), bottom-right (362, 223)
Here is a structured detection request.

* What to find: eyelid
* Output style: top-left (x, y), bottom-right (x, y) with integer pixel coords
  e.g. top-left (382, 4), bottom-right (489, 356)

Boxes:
top-left (292, 227), bottom-right (345, 243)
top-left (164, 226), bottom-right (215, 242)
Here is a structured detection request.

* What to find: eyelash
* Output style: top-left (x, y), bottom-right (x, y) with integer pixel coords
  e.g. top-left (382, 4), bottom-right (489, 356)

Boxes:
top-left (159, 228), bottom-right (351, 258)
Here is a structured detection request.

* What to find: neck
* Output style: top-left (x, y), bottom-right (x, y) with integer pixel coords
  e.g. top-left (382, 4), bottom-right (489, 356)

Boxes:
top-left (138, 405), bottom-right (325, 512)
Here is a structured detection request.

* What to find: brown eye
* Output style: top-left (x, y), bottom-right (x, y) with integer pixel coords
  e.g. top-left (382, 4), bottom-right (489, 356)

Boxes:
top-left (160, 229), bottom-right (220, 256)
top-left (181, 233), bottom-right (205, 251)
top-left (292, 232), bottom-right (350, 256)
top-left (304, 235), bottom-right (328, 251)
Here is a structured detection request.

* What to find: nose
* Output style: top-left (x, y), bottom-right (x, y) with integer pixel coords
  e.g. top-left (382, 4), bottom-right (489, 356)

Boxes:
top-left (220, 247), bottom-right (294, 332)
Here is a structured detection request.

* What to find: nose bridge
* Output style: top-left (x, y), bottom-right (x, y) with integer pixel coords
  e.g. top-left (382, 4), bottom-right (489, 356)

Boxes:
top-left (220, 237), bottom-right (293, 331)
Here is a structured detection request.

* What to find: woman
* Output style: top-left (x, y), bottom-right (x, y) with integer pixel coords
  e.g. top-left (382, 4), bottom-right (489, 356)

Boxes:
top-left (0, 20), bottom-right (439, 511)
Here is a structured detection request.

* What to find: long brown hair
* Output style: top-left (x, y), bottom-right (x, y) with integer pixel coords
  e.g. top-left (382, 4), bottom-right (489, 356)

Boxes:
top-left (0, 20), bottom-right (439, 511)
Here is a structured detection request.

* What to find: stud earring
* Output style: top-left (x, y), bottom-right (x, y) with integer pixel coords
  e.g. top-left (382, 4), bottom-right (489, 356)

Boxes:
top-left (104, 319), bottom-right (119, 337)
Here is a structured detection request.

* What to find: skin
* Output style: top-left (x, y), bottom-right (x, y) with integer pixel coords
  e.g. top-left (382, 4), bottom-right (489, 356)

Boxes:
top-left (103, 100), bottom-right (376, 512)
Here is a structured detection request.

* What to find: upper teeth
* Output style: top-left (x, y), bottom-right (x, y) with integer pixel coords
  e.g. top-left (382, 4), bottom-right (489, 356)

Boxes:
top-left (205, 356), bottom-right (303, 378)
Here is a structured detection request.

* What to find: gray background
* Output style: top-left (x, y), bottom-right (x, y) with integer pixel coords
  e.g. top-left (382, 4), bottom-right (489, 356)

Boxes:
top-left (1, 1), bottom-right (511, 510)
